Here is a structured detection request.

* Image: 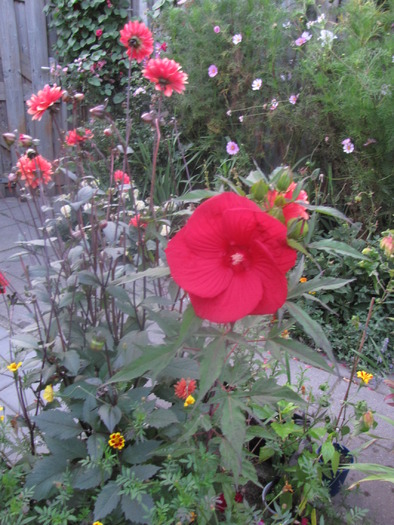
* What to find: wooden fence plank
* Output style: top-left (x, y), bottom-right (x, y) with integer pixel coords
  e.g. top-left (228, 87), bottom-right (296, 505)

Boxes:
top-left (24, 0), bottom-right (53, 160)
top-left (0, 0), bottom-right (27, 141)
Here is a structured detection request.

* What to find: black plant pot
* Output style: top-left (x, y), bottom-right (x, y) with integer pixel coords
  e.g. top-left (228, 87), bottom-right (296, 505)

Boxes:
top-left (319, 443), bottom-right (354, 496)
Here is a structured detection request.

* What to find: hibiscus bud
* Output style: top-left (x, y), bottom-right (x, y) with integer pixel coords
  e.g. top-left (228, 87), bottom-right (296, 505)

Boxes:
top-left (89, 104), bottom-right (107, 118)
top-left (2, 132), bottom-right (16, 146)
top-left (62, 90), bottom-right (72, 102)
top-left (277, 171), bottom-right (292, 192)
top-left (73, 92), bottom-right (85, 102)
top-left (19, 134), bottom-right (33, 147)
top-left (90, 333), bottom-right (106, 351)
top-left (362, 411), bottom-right (375, 429)
top-left (251, 180), bottom-right (269, 202)
top-left (103, 127), bottom-right (113, 136)
top-left (287, 218), bottom-right (309, 240)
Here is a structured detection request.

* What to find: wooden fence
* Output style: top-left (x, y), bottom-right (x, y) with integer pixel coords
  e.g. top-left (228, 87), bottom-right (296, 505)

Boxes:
top-left (0, 0), bottom-right (146, 177)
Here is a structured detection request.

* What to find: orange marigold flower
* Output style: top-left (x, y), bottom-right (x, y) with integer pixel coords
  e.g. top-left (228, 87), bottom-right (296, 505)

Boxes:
top-left (26, 84), bottom-right (64, 121)
top-left (120, 20), bottom-right (154, 62)
top-left (174, 378), bottom-right (196, 400)
top-left (0, 271), bottom-right (8, 294)
top-left (143, 58), bottom-right (188, 97)
top-left (357, 370), bottom-right (373, 385)
top-left (282, 480), bottom-right (294, 493)
top-left (65, 128), bottom-right (93, 146)
top-left (114, 170), bottom-right (130, 185)
top-left (108, 432), bottom-right (125, 450)
top-left (17, 154), bottom-right (53, 189)
top-left (299, 277), bottom-right (307, 283)
top-left (7, 362), bottom-right (22, 373)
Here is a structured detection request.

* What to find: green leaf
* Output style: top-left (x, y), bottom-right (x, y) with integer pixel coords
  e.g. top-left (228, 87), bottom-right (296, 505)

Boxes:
top-left (249, 378), bottom-right (304, 405)
top-left (271, 421), bottom-right (303, 439)
top-left (146, 408), bottom-right (178, 429)
top-left (113, 92), bottom-right (125, 104)
top-left (88, 76), bottom-right (101, 86)
top-left (178, 189), bottom-right (219, 203)
top-left (77, 270), bottom-right (101, 286)
top-left (113, 266), bottom-right (170, 286)
top-left (46, 436), bottom-right (86, 461)
top-left (198, 337), bottom-right (227, 401)
top-left (94, 482), bottom-right (121, 520)
top-left (73, 465), bottom-right (105, 489)
top-left (321, 440), bottom-right (336, 464)
top-left (63, 350), bottom-right (81, 375)
top-left (160, 356), bottom-right (200, 380)
top-left (108, 344), bottom-right (177, 383)
top-left (25, 456), bottom-right (67, 500)
top-left (220, 438), bottom-right (242, 481)
top-left (34, 410), bottom-right (81, 440)
top-left (287, 277), bottom-right (354, 299)
top-left (304, 205), bottom-right (351, 222)
top-left (259, 446), bottom-right (276, 461)
top-left (285, 301), bottom-right (333, 357)
top-left (87, 434), bottom-right (107, 461)
top-left (130, 464), bottom-right (161, 480)
top-left (98, 404), bottom-right (122, 432)
top-left (122, 440), bottom-right (162, 465)
top-left (265, 338), bottom-right (333, 372)
top-left (220, 395), bottom-right (245, 465)
top-left (307, 239), bottom-right (366, 259)
top-left (121, 493), bottom-right (153, 524)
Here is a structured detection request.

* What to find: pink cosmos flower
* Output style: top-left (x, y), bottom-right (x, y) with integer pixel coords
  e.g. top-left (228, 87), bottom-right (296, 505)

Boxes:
top-left (226, 141), bottom-right (239, 155)
top-left (342, 140), bottom-right (354, 154)
top-left (232, 34), bottom-right (242, 45)
top-left (252, 78), bottom-right (262, 91)
top-left (239, 115), bottom-right (244, 122)
top-left (208, 65), bottom-right (218, 78)
top-left (289, 94), bottom-right (298, 105)
top-left (214, 26), bottom-right (220, 33)
top-left (270, 99), bottom-right (279, 111)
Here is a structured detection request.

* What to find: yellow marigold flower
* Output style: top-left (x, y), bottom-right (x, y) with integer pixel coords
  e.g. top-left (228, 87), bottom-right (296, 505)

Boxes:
top-left (357, 370), bottom-right (373, 385)
top-left (0, 407), bottom-right (4, 422)
top-left (281, 329), bottom-right (290, 338)
top-left (108, 432), bottom-right (125, 450)
top-left (93, 522), bottom-right (103, 525)
top-left (7, 361), bottom-right (22, 373)
top-left (184, 395), bottom-right (195, 407)
top-left (189, 511), bottom-right (197, 522)
top-left (43, 385), bottom-right (54, 403)
top-left (299, 277), bottom-right (308, 283)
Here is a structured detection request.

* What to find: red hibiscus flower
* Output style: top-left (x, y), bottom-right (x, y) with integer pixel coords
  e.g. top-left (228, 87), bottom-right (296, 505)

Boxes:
top-left (0, 272), bottom-right (8, 294)
top-left (96, 28), bottom-right (103, 39)
top-left (114, 170), bottom-right (130, 185)
top-left (142, 58), bottom-right (188, 97)
top-left (119, 20), bottom-right (154, 63)
top-left (165, 192), bottom-right (297, 323)
top-left (174, 378), bottom-right (197, 400)
top-left (216, 493), bottom-right (227, 512)
top-left (17, 154), bottom-right (53, 189)
top-left (65, 128), bottom-right (93, 146)
top-left (266, 182), bottom-right (309, 224)
top-left (26, 84), bottom-right (64, 121)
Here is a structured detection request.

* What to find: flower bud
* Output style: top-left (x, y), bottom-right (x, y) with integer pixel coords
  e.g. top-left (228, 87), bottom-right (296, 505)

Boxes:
top-left (62, 90), bottom-right (72, 103)
top-left (141, 111), bottom-right (154, 124)
top-left (26, 148), bottom-right (38, 159)
top-left (19, 134), bottom-right (33, 147)
top-left (73, 92), bottom-right (85, 102)
top-left (287, 218), bottom-right (309, 240)
top-left (2, 132), bottom-right (16, 146)
top-left (103, 127), bottom-right (113, 136)
top-left (251, 180), bottom-right (269, 202)
top-left (90, 333), bottom-right (106, 351)
top-left (276, 171), bottom-right (292, 192)
top-left (89, 104), bottom-right (106, 118)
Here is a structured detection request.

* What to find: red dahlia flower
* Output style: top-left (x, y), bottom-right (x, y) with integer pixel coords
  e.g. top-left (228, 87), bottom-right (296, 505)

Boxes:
top-left (17, 154), bottom-right (53, 189)
top-left (119, 20), bottom-right (154, 63)
top-left (0, 272), bottom-right (8, 294)
top-left (26, 84), bottom-right (64, 121)
top-left (142, 58), bottom-right (188, 97)
top-left (165, 192), bottom-right (297, 323)
top-left (174, 378), bottom-right (197, 400)
top-left (114, 170), bottom-right (130, 185)
top-left (65, 128), bottom-right (93, 146)
top-left (266, 182), bottom-right (309, 224)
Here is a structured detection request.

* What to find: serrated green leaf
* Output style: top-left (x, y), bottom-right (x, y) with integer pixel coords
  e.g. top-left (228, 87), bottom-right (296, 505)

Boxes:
top-left (285, 301), bottom-right (333, 356)
top-left (94, 482), bottom-right (120, 520)
top-left (265, 338), bottom-right (332, 372)
top-left (46, 436), bottom-right (86, 461)
top-left (77, 270), bottom-right (101, 286)
top-left (113, 266), bottom-right (170, 285)
top-left (321, 440), bottom-right (336, 464)
top-left (287, 277), bottom-right (354, 299)
top-left (220, 438), bottom-right (242, 481)
top-left (34, 410), bottom-right (81, 440)
top-left (98, 404), bottom-right (122, 432)
top-left (304, 205), bottom-right (350, 222)
top-left (271, 421), bottom-right (303, 439)
top-left (63, 350), bottom-right (80, 375)
top-left (73, 465), bottom-right (104, 489)
top-left (160, 356), bottom-right (200, 380)
top-left (122, 440), bottom-right (162, 465)
top-left (308, 239), bottom-right (366, 259)
top-left (121, 493), bottom-right (153, 524)
top-left (198, 337), bottom-right (227, 401)
top-left (130, 464), bottom-right (161, 480)
top-left (259, 447), bottom-right (276, 461)
top-left (146, 408), bottom-right (178, 429)
top-left (25, 456), bottom-right (67, 500)
top-left (87, 434), bottom-right (107, 461)
top-left (221, 395), bottom-right (245, 464)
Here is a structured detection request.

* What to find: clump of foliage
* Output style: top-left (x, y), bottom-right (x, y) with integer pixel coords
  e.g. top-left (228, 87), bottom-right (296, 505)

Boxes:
top-left (159, 0), bottom-right (393, 228)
